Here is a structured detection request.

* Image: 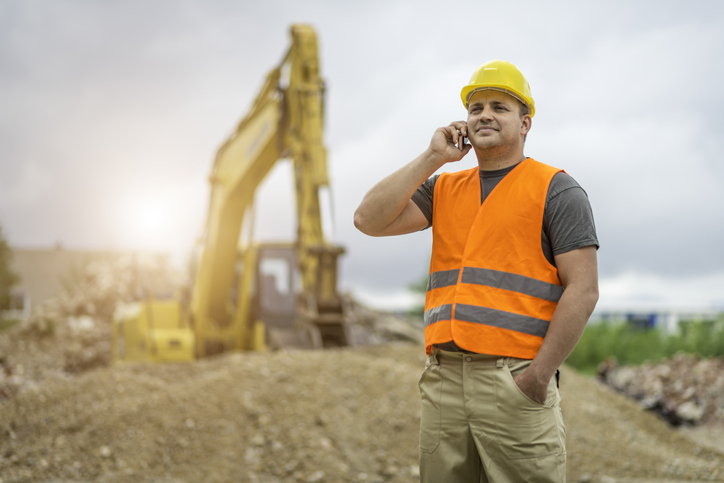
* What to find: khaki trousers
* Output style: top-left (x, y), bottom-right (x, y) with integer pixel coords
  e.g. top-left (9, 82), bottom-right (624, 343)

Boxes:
top-left (418, 349), bottom-right (566, 482)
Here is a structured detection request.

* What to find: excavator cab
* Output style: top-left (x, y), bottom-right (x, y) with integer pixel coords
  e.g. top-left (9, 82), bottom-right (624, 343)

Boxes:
top-left (255, 246), bottom-right (297, 329)
top-left (253, 244), bottom-right (309, 348)
top-left (250, 243), bottom-right (349, 350)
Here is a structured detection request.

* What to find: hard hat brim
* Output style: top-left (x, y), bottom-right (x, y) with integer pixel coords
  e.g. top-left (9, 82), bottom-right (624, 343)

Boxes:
top-left (461, 86), bottom-right (535, 117)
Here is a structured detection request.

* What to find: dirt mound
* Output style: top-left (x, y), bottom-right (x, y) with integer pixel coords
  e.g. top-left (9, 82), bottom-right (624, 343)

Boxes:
top-left (1, 343), bottom-right (723, 483)
top-left (0, 344), bottom-right (426, 483)
top-left (2, 259), bottom-right (723, 483)
top-left (561, 364), bottom-right (724, 482)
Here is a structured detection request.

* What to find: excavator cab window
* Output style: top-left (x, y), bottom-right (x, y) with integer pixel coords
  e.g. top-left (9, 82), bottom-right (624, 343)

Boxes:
top-left (254, 246), bottom-right (297, 329)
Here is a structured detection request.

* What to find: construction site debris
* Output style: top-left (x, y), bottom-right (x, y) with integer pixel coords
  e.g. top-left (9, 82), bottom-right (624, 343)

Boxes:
top-left (0, 257), bottom-right (424, 404)
top-left (342, 296), bottom-right (424, 346)
top-left (0, 255), bottom-right (179, 400)
top-left (597, 354), bottom-right (724, 426)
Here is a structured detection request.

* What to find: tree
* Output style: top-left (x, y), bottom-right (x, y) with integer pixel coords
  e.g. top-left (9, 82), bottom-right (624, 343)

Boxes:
top-left (0, 225), bottom-right (20, 310)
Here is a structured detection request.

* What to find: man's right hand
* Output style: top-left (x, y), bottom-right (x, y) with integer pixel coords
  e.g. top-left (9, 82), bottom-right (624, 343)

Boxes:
top-left (428, 121), bottom-right (473, 164)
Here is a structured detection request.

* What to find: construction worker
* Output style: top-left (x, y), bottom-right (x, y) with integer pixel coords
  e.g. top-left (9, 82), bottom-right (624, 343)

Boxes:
top-left (354, 60), bottom-right (599, 482)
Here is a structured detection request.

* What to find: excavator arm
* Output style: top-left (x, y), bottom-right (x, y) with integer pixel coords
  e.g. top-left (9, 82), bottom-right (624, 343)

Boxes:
top-left (190, 64), bottom-right (285, 353)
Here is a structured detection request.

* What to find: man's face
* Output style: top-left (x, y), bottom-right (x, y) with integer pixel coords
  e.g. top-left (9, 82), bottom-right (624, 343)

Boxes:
top-left (466, 90), bottom-right (530, 151)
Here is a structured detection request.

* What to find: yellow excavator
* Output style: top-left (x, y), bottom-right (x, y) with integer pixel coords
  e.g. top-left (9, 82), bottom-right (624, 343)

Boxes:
top-left (112, 24), bottom-right (350, 362)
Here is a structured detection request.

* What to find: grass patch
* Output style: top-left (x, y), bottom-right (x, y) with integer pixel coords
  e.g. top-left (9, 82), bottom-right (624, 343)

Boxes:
top-left (566, 316), bottom-right (724, 374)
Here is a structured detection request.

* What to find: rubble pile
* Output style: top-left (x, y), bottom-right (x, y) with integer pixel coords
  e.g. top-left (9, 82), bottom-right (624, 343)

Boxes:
top-left (598, 354), bottom-right (724, 426)
top-left (0, 303), bottom-right (110, 403)
top-left (0, 255), bottom-right (182, 400)
top-left (0, 255), bottom-right (424, 405)
top-left (342, 296), bottom-right (424, 346)
top-left (53, 254), bottom-right (182, 321)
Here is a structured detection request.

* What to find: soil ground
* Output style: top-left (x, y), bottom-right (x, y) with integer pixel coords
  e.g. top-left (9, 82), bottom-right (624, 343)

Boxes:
top-left (1, 342), bottom-right (723, 483)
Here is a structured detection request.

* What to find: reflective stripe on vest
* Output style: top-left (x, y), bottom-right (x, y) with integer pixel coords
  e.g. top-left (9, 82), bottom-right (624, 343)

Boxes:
top-left (426, 269), bottom-right (460, 290)
top-left (427, 267), bottom-right (563, 302)
top-left (424, 267), bottom-right (563, 335)
top-left (424, 303), bottom-right (453, 326)
top-left (423, 159), bottom-right (563, 358)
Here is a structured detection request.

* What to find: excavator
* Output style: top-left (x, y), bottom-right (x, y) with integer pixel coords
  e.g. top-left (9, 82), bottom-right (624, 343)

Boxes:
top-left (112, 24), bottom-right (350, 362)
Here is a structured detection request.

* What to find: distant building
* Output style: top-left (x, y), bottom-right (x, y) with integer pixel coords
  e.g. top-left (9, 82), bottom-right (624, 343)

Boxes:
top-left (5, 246), bottom-right (171, 319)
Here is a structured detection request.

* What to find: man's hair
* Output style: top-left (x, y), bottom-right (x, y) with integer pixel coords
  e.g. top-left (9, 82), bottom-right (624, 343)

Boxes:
top-left (518, 100), bottom-right (530, 143)
top-left (518, 100), bottom-right (531, 118)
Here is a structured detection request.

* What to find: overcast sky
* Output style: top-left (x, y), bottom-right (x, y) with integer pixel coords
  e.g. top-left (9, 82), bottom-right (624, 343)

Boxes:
top-left (1, 0), bottom-right (723, 312)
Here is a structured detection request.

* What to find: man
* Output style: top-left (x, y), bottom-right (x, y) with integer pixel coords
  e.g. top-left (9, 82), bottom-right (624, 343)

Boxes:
top-left (354, 60), bottom-right (599, 482)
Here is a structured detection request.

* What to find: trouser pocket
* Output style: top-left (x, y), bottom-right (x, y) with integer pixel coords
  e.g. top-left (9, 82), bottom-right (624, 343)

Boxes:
top-left (494, 360), bottom-right (565, 460)
top-left (418, 363), bottom-right (442, 454)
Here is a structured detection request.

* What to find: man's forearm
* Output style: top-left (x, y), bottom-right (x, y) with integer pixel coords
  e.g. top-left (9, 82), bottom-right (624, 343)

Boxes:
top-left (354, 149), bottom-right (443, 235)
top-left (355, 121), bottom-right (471, 236)
top-left (513, 246), bottom-right (599, 403)
top-left (526, 282), bottom-right (599, 383)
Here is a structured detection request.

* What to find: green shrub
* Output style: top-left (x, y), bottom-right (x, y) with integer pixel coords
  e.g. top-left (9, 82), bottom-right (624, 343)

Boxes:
top-left (566, 316), bottom-right (724, 374)
top-left (407, 273), bottom-right (428, 318)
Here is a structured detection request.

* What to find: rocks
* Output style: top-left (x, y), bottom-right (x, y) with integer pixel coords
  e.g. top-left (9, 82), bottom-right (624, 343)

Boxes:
top-left (677, 400), bottom-right (706, 422)
top-left (598, 354), bottom-right (724, 426)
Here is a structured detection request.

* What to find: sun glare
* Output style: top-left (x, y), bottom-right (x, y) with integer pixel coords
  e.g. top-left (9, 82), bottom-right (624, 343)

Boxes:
top-left (139, 204), bottom-right (165, 231)
top-left (116, 197), bottom-right (171, 249)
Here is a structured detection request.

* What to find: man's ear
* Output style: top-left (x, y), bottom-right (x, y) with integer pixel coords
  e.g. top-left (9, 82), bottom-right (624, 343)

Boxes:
top-left (520, 115), bottom-right (532, 135)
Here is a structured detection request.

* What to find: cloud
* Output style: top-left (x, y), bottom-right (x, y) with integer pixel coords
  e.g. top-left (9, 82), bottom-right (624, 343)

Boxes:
top-left (598, 270), bottom-right (724, 311)
top-left (0, 162), bottom-right (52, 207)
top-left (1, 0), bottom-right (723, 311)
top-left (527, 21), bottom-right (724, 280)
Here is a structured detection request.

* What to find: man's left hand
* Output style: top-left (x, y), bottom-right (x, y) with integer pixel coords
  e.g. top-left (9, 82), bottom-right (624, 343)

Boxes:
top-left (513, 370), bottom-right (548, 405)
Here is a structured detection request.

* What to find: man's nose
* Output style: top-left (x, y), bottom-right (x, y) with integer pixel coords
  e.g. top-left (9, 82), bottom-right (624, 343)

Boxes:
top-left (479, 107), bottom-right (494, 121)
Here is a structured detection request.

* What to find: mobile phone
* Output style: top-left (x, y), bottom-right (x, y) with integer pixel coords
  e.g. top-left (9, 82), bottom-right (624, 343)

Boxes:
top-left (458, 136), bottom-right (468, 151)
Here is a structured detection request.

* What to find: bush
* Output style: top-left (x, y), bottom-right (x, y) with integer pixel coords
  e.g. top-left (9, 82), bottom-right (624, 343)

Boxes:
top-left (407, 273), bottom-right (428, 318)
top-left (566, 316), bottom-right (724, 374)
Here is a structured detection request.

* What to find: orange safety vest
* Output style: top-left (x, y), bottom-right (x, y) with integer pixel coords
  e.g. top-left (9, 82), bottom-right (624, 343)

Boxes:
top-left (424, 158), bottom-right (564, 359)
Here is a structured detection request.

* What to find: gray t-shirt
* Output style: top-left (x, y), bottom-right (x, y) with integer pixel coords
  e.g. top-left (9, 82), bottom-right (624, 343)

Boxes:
top-left (411, 162), bottom-right (599, 266)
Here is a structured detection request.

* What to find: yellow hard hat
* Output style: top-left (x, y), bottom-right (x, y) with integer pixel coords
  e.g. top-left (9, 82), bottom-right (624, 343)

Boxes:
top-left (460, 60), bottom-right (535, 117)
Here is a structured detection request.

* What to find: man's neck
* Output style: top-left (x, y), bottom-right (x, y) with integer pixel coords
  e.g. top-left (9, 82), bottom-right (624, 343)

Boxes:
top-left (473, 139), bottom-right (526, 171)
top-left (476, 149), bottom-right (527, 171)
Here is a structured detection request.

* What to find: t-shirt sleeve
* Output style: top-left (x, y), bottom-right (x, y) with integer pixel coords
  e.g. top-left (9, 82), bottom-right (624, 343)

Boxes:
top-left (545, 172), bottom-right (600, 256)
top-left (411, 175), bottom-right (439, 230)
